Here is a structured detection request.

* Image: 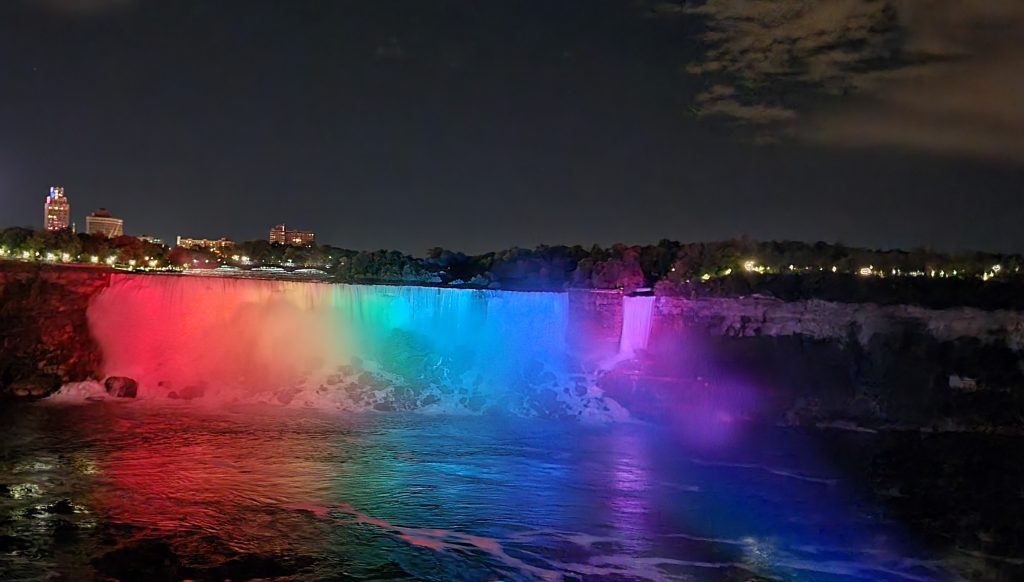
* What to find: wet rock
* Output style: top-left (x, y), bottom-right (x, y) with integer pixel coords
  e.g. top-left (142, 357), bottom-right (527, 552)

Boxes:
top-left (44, 498), bottom-right (75, 514)
top-left (104, 376), bottom-right (138, 398)
top-left (52, 519), bottom-right (79, 542)
top-left (573, 380), bottom-right (588, 397)
top-left (9, 373), bottom-right (63, 398)
top-left (169, 383), bottom-right (206, 400)
top-left (466, 395), bottom-right (486, 412)
top-left (276, 388), bottom-right (302, 405)
top-left (0, 534), bottom-right (28, 552)
top-left (0, 266), bottom-right (109, 399)
top-left (522, 359), bottom-right (545, 383)
top-left (393, 386), bottom-right (417, 408)
top-left (203, 553), bottom-right (311, 580)
top-left (359, 372), bottom-right (384, 390)
top-left (326, 374), bottom-right (343, 385)
top-left (848, 394), bottom-right (882, 420)
top-left (373, 402), bottom-right (395, 412)
top-left (180, 384), bottom-right (205, 399)
top-left (529, 388), bottom-right (566, 418)
top-left (92, 539), bottom-right (183, 582)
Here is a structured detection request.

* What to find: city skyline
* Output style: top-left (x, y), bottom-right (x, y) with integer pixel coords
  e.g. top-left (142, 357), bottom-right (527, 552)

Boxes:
top-left (2, 1), bottom-right (1023, 254)
top-left (30, 184), bottom-right (310, 246)
top-left (12, 175), bottom-right (1024, 254)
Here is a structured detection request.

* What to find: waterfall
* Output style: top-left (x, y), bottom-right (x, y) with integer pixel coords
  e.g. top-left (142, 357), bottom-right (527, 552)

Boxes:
top-left (618, 295), bottom-right (655, 359)
top-left (79, 274), bottom-right (622, 417)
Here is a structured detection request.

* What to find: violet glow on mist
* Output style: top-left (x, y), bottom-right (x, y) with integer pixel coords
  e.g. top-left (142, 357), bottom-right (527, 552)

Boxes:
top-left (86, 275), bottom-right (763, 428)
top-left (76, 274), bottom-right (937, 579)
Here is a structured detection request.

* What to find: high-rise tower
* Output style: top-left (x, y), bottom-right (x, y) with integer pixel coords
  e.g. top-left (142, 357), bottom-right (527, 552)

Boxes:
top-left (43, 186), bottom-right (71, 231)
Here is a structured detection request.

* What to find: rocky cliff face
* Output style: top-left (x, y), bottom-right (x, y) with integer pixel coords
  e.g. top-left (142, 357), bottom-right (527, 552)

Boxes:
top-left (589, 294), bottom-right (1024, 430)
top-left (0, 264), bottom-right (110, 399)
top-left (2, 263), bottom-right (1022, 430)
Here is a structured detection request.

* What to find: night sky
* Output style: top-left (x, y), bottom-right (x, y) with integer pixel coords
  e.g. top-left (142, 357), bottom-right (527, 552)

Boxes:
top-left (2, 0), bottom-right (1022, 253)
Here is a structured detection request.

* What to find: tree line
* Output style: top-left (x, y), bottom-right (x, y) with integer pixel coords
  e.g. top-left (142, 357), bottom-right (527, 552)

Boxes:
top-left (3, 227), bottom-right (1023, 307)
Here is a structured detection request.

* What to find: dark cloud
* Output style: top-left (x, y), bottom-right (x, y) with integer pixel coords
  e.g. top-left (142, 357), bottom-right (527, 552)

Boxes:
top-left (694, 84), bottom-right (797, 125)
top-left (681, 0), bottom-right (1024, 163)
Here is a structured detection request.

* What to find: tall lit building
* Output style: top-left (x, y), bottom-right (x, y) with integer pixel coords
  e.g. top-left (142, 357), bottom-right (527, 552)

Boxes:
top-left (85, 208), bottom-right (124, 238)
top-left (43, 186), bottom-right (71, 231)
top-left (269, 224), bottom-right (315, 246)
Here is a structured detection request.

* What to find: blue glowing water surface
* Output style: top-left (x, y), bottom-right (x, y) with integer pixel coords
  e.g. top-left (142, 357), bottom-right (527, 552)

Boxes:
top-left (0, 404), bottom-right (993, 581)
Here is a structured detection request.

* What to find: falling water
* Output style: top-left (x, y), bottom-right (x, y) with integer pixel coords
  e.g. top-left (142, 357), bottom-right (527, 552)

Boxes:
top-left (28, 277), bottom-right (991, 580)
top-left (77, 274), bottom-right (619, 417)
top-left (618, 295), bottom-right (655, 359)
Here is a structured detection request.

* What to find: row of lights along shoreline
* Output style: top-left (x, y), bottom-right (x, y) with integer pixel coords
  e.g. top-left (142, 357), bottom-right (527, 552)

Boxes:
top-left (19, 185), bottom-right (1015, 282)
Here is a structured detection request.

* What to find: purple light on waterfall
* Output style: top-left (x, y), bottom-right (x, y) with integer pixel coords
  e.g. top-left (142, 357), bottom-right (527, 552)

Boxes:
top-left (619, 295), bottom-right (655, 359)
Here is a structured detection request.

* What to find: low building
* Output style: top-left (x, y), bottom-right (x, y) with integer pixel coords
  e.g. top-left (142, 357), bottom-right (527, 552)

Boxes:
top-left (176, 236), bottom-right (235, 252)
top-left (85, 208), bottom-right (124, 238)
top-left (137, 235), bottom-right (164, 245)
top-left (269, 224), bottom-right (315, 246)
top-left (43, 186), bottom-right (71, 231)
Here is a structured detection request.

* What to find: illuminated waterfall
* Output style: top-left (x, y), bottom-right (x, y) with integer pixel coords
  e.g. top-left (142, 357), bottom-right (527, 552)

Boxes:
top-left (618, 295), bottom-right (655, 359)
top-left (82, 274), bottom-right (622, 417)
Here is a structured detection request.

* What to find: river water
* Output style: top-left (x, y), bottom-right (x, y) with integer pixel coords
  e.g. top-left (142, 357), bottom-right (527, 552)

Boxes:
top-left (3, 403), bottom-right (1018, 581)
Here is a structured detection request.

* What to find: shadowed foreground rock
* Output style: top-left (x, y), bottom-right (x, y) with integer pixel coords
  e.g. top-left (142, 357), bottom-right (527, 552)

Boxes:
top-left (91, 538), bottom-right (314, 582)
top-left (0, 264), bottom-right (109, 400)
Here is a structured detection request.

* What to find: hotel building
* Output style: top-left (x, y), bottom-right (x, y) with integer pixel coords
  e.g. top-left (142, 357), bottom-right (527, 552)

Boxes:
top-left (176, 236), bottom-right (235, 253)
top-left (269, 224), bottom-right (315, 246)
top-left (85, 208), bottom-right (124, 238)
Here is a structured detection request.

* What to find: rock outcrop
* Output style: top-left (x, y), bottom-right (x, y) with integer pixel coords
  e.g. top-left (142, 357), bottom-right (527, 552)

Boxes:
top-left (583, 294), bottom-right (1024, 430)
top-left (0, 263), bottom-right (110, 400)
top-left (104, 376), bottom-right (138, 398)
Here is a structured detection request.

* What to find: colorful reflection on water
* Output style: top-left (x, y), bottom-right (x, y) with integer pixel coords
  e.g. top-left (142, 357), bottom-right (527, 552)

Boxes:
top-left (0, 403), bottom-right (993, 581)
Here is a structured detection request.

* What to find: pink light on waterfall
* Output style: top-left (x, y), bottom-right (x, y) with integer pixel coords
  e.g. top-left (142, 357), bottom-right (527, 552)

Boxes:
top-left (88, 275), bottom-right (348, 400)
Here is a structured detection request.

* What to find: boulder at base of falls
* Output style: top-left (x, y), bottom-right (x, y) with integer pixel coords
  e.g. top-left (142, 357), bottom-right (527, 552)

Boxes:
top-left (8, 373), bottom-right (63, 398)
top-left (168, 383), bottom-right (206, 400)
top-left (104, 376), bottom-right (138, 398)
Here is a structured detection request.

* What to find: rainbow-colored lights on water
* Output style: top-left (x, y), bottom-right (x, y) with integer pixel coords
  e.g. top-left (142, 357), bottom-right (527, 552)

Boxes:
top-left (21, 274), bottom-right (977, 579)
